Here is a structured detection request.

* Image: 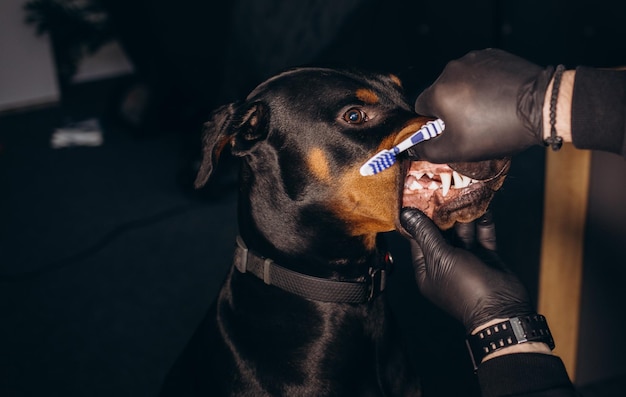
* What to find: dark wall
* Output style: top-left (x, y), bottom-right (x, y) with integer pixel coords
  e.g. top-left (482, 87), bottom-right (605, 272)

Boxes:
top-left (489, 0), bottom-right (626, 386)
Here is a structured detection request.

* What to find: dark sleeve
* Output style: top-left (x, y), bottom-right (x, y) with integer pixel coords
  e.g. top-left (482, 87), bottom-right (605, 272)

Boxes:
top-left (476, 353), bottom-right (578, 397)
top-left (570, 66), bottom-right (626, 157)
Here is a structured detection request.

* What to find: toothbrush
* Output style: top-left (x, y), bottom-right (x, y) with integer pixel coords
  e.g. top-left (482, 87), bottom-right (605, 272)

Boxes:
top-left (359, 118), bottom-right (445, 176)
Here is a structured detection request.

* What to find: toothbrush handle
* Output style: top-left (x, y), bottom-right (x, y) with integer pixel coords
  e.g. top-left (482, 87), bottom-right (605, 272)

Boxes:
top-left (393, 119), bottom-right (445, 154)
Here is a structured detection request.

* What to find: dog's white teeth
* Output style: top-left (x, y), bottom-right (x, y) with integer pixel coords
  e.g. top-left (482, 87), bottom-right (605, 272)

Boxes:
top-left (440, 172), bottom-right (451, 197)
top-left (459, 175), bottom-right (473, 188)
top-left (450, 170), bottom-right (479, 189)
top-left (452, 171), bottom-right (464, 188)
top-left (408, 171), bottom-right (425, 180)
top-left (407, 168), bottom-right (480, 193)
top-left (407, 180), bottom-right (423, 190)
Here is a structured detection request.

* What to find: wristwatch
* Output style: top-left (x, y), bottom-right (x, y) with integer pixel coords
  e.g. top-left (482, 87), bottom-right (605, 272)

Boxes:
top-left (465, 315), bottom-right (555, 371)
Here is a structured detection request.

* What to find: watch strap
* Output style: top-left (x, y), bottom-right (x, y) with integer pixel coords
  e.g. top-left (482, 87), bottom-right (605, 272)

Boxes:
top-left (466, 315), bottom-right (555, 371)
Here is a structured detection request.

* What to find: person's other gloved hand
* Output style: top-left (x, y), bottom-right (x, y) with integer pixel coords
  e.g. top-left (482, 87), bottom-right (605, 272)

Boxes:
top-left (409, 48), bottom-right (554, 163)
top-left (400, 207), bottom-right (533, 333)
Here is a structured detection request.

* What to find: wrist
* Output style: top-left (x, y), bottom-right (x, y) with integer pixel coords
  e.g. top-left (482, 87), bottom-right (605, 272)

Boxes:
top-left (466, 315), bottom-right (555, 371)
top-left (482, 341), bottom-right (553, 361)
top-left (542, 69), bottom-right (575, 144)
top-left (473, 320), bottom-right (552, 361)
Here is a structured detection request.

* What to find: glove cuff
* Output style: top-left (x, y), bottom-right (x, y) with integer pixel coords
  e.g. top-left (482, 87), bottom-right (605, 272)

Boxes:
top-left (517, 65), bottom-right (555, 145)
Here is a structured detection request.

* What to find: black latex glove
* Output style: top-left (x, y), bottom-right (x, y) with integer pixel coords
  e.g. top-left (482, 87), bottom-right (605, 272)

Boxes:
top-left (409, 48), bottom-right (554, 163)
top-left (400, 207), bottom-right (534, 333)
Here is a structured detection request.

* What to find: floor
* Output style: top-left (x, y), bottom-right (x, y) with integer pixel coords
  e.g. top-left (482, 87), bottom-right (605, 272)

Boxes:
top-left (1, 77), bottom-right (239, 397)
top-left (1, 76), bottom-right (622, 397)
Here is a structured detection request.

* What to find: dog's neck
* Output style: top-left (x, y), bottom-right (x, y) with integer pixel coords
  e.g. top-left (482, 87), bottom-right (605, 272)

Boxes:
top-left (236, 162), bottom-right (382, 279)
top-left (232, 235), bottom-right (390, 303)
top-left (237, 208), bottom-right (382, 280)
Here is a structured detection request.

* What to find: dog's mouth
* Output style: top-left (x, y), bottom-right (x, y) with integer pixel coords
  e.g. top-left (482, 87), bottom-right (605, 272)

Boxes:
top-left (400, 158), bottom-right (510, 230)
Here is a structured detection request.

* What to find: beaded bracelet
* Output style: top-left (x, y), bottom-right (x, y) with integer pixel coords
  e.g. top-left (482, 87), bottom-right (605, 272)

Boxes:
top-left (545, 64), bottom-right (565, 151)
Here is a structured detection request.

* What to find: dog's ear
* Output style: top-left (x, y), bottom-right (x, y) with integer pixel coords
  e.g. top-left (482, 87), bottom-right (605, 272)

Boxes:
top-left (230, 101), bottom-right (269, 156)
top-left (194, 103), bottom-right (238, 188)
top-left (194, 101), bottom-right (270, 188)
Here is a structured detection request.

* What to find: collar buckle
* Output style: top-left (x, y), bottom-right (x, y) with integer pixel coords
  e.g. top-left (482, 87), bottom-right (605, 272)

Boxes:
top-left (368, 251), bottom-right (392, 301)
top-left (368, 266), bottom-right (387, 301)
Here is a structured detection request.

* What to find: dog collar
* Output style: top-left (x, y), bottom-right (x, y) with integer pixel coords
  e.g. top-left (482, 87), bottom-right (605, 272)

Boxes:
top-left (232, 236), bottom-right (391, 304)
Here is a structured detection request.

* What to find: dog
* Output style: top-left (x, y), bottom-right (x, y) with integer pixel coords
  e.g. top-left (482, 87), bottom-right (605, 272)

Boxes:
top-left (159, 67), bottom-right (510, 396)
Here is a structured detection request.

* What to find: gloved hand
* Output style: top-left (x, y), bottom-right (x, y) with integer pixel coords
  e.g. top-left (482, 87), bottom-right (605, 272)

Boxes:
top-left (400, 207), bottom-right (534, 333)
top-left (409, 48), bottom-right (554, 163)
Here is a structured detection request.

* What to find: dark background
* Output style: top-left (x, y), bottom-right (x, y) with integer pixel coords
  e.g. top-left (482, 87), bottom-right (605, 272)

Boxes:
top-left (2, 0), bottom-right (626, 396)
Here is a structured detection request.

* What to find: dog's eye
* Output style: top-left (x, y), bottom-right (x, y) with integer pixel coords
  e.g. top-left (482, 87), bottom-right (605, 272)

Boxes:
top-left (343, 108), bottom-right (367, 124)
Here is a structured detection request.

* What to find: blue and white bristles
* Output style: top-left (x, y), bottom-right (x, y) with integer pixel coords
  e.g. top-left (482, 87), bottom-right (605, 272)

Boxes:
top-left (359, 118), bottom-right (445, 176)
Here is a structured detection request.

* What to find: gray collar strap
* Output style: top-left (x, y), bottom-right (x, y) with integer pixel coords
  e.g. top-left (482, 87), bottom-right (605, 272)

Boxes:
top-left (233, 236), bottom-right (389, 304)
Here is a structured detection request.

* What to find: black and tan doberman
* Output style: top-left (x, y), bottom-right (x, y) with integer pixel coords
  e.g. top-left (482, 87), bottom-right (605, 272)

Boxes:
top-left (159, 68), bottom-right (510, 396)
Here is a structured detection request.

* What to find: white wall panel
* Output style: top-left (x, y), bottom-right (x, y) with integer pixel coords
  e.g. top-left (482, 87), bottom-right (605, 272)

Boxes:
top-left (0, 0), bottom-right (59, 112)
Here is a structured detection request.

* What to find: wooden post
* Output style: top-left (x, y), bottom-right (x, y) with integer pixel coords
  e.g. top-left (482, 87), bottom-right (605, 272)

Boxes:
top-left (538, 144), bottom-right (591, 380)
